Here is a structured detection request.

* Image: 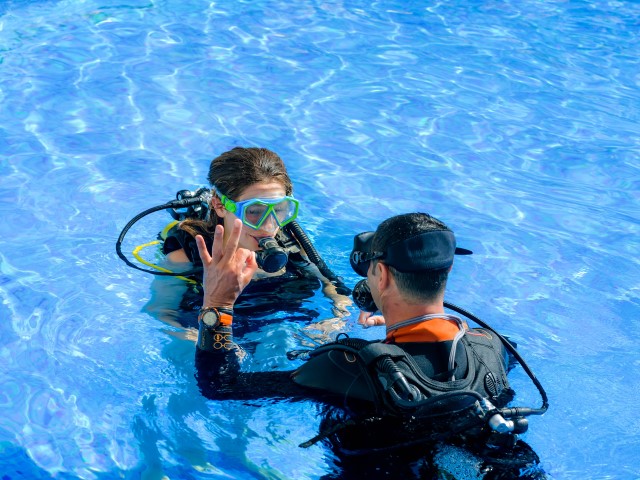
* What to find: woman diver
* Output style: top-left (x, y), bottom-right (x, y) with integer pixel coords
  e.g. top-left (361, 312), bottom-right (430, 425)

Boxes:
top-left (139, 146), bottom-right (351, 335)
top-left (165, 148), bottom-right (304, 271)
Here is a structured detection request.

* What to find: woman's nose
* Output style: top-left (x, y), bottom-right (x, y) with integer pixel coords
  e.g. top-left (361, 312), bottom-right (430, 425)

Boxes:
top-left (260, 213), bottom-right (279, 233)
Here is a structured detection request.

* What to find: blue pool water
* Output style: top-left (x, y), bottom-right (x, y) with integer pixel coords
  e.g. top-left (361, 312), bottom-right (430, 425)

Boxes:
top-left (1, 0), bottom-right (639, 478)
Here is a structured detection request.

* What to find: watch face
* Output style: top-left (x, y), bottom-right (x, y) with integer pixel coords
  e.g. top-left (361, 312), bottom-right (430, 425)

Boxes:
top-left (202, 310), bottom-right (219, 327)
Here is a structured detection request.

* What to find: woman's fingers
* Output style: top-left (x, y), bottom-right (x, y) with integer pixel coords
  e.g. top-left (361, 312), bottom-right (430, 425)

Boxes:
top-left (358, 311), bottom-right (372, 325)
top-left (198, 219), bottom-right (258, 308)
top-left (211, 224), bottom-right (225, 263)
top-left (235, 248), bottom-right (258, 283)
top-left (221, 219), bottom-right (243, 262)
top-left (195, 234), bottom-right (212, 264)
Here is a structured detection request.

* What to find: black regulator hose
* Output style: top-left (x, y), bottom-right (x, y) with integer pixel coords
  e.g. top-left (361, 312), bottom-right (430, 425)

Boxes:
top-left (285, 221), bottom-right (352, 296)
top-left (115, 196), bottom-right (206, 277)
top-left (444, 300), bottom-right (549, 415)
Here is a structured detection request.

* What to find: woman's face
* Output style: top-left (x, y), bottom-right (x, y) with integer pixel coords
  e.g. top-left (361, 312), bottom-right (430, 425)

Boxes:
top-left (215, 181), bottom-right (288, 251)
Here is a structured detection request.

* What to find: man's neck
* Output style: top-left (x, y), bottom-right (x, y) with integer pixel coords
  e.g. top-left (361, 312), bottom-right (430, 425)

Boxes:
top-left (383, 301), bottom-right (445, 332)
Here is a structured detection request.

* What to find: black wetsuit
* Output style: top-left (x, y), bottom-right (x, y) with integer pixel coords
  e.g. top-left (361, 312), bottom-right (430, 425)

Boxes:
top-left (194, 326), bottom-right (546, 480)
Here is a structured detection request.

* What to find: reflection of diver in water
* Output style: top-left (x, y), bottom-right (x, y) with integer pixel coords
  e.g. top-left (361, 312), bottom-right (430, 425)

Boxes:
top-left (191, 212), bottom-right (549, 479)
top-left (116, 147), bottom-right (351, 335)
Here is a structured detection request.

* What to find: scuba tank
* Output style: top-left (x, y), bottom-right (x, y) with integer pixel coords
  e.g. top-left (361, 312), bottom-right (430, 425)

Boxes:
top-left (295, 303), bottom-right (549, 450)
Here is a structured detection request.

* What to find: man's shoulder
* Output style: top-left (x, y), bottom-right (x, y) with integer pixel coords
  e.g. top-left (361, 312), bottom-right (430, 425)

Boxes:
top-left (291, 339), bottom-right (377, 402)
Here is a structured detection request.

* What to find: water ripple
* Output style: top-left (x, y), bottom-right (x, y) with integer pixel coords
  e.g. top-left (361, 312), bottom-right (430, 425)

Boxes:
top-left (1, 0), bottom-right (639, 478)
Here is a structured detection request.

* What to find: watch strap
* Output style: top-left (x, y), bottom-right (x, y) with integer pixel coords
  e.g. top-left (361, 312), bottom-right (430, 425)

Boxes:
top-left (198, 307), bottom-right (233, 326)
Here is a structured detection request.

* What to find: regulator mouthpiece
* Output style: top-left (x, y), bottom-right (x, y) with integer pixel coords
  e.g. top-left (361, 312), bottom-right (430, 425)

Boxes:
top-left (256, 237), bottom-right (288, 273)
top-left (352, 279), bottom-right (378, 312)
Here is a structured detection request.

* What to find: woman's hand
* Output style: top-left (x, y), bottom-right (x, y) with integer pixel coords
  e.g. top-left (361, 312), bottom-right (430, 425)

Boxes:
top-left (358, 310), bottom-right (385, 328)
top-left (195, 218), bottom-right (258, 309)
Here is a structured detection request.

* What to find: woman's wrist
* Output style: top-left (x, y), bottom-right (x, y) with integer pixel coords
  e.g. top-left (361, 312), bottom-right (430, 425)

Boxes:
top-left (201, 304), bottom-right (234, 314)
top-left (197, 307), bottom-right (235, 351)
top-left (202, 298), bottom-right (235, 310)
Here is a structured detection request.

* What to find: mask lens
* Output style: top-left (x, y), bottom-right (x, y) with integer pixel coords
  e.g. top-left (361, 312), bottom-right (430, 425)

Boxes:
top-left (350, 231), bottom-right (376, 277)
top-left (273, 198), bottom-right (298, 225)
top-left (238, 197), bottom-right (299, 229)
top-left (244, 202), bottom-right (269, 228)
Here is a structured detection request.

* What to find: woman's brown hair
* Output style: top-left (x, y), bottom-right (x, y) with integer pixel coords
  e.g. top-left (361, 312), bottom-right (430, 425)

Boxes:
top-left (180, 147), bottom-right (293, 237)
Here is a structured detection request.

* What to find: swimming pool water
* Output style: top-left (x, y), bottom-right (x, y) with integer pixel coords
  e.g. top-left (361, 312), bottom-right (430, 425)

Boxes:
top-left (1, 0), bottom-right (639, 478)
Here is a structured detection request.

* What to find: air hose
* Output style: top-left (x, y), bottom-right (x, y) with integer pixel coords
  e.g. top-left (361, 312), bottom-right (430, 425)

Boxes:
top-left (285, 221), bottom-right (352, 295)
top-left (115, 191), bottom-right (209, 277)
top-left (444, 301), bottom-right (549, 416)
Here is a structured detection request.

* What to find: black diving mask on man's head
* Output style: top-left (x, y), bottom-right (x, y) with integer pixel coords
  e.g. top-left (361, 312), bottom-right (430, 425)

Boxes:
top-left (349, 229), bottom-right (473, 311)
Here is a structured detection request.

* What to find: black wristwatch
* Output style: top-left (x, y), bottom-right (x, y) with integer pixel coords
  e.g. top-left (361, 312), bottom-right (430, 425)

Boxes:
top-left (198, 307), bottom-right (233, 327)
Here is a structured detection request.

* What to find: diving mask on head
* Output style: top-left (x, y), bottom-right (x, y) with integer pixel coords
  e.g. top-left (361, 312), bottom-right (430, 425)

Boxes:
top-left (349, 229), bottom-right (473, 276)
top-left (349, 231), bottom-right (383, 277)
top-left (349, 228), bottom-right (473, 311)
top-left (217, 191), bottom-right (300, 231)
top-left (349, 232), bottom-right (380, 312)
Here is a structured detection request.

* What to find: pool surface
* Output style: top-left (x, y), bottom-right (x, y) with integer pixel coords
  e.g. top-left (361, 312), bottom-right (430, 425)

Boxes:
top-left (1, 0), bottom-right (639, 478)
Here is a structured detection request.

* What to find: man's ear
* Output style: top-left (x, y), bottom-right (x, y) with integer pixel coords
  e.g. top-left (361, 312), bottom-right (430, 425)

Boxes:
top-left (377, 262), bottom-right (391, 291)
top-left (211, 196), bottom-right (227, 218)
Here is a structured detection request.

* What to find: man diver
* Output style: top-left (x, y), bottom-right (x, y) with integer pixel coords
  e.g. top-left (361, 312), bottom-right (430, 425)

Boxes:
top-left (194, 212), bottom-right (546, 479)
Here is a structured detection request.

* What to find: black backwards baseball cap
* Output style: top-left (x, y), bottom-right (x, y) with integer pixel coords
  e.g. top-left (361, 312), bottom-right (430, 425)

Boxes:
top-left (350, 229), bottom-right (473, 277)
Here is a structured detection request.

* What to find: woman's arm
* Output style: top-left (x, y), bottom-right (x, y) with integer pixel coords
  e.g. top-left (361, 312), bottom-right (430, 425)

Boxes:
top-left (166, 248), bottom-right (191, 263)
top-left (194, 343), bottom-right (356, 408)
top-left (293, 237), bottom-right (353, 316)
top-left (194, 349), bottom-right (308, 401)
